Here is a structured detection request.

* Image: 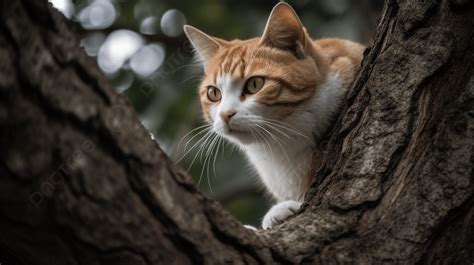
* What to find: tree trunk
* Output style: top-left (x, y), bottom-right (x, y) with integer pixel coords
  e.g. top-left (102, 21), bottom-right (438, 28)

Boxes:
top-left (0, 0), bottom-right (472, 264)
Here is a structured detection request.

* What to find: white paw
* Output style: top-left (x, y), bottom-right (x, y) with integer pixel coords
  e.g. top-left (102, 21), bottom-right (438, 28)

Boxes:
top-left (262, 200), bottom-right (302, 229)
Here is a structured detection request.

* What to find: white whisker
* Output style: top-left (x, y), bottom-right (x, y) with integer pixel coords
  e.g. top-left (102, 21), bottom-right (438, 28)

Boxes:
top-left (201, 133), bottom-right (220, 194)
top-left (256, 123), bottom-right (297, 177)
top-left (177, 124), bottom-right (211, 151)
top-left (176, 128), bottom-right (213, 163)
top-left (254, 125), bottom-right (275, 161)
top-left (195, 133), bottom-right (217, 187)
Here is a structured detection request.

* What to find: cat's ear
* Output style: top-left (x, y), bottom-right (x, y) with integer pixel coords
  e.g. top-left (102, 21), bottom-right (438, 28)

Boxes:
top-left (183, 25), bottom-right (225, 62)
top-left (260, 2), bottom-right (306, 58)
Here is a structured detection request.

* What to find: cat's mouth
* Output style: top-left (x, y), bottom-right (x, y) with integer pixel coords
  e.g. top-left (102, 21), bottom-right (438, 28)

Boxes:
top-left (217, 123), bottom-right (256, 145)
top-left (225, 125), bottom-right (248, 135)
top-left (215, 122), bottom-right (255, 144)
top-left (223, 124), bottom-right (251, 137)
top-left (226, 128), bottom-right (254, 144)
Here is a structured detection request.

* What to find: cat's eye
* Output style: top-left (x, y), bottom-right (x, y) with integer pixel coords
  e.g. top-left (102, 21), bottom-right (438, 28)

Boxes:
top-left (244, 76), bottom-right (265, 94)
top-left (207, 86), bottom-right (222, 102)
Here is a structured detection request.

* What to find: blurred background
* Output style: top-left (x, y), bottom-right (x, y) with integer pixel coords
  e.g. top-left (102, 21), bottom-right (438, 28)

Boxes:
top-left (49, 0), bottom-right (382, 227)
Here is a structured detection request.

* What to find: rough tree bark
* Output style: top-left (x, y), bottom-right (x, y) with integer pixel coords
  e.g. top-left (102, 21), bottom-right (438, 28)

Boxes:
top-left (0, 0), bottom-right (472, 264)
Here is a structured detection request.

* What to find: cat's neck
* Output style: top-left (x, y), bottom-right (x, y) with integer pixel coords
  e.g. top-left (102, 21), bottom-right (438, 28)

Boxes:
top-left (244, 133), bottom-right (314, 201)
top-left (241, 72), bottom-right (347, 201)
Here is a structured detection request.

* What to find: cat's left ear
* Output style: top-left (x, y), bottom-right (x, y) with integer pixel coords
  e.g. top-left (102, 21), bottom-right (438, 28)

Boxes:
top-left (260, 2), bottom-right (306, 58)
top-left (183, 25), bottom-right (226, 62)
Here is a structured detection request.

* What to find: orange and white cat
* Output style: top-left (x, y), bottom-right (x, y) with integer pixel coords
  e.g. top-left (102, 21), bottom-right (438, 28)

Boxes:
top-left (184, 2), bottom-right (364, 229)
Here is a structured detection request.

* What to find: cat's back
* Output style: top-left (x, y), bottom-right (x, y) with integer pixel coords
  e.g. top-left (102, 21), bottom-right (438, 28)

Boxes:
top-left (314, 38), bottom-right (365, 65)
top-left (313, 38), bottom-right (365, 81)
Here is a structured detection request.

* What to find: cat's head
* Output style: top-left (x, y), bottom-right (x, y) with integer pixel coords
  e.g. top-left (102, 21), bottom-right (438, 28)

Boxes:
top-left (184, 3), bottom-right (325, 145)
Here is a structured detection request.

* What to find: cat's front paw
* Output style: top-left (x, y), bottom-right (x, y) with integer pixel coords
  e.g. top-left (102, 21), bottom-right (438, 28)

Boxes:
top-left (262, 200), bottom-right (302, 229)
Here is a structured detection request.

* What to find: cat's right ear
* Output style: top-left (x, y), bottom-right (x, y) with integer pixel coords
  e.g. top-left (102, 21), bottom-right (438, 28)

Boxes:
top-left (260, 3), bottom-right (306, 58)
top-left (183, 25), bottom-right (223, 62)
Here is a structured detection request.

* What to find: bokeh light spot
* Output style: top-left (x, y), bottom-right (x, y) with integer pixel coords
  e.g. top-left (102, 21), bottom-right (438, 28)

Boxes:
top-left (48, 0), bottom-right (74, 18)
top-left (114, 71), bottom-right (135, 93)
top-left (140, 16), bottom-right (160, 35)
top-left (79, 0), bottom-right (117, 30)
top-left (160, 9), bottom-right (186, 37)
top-left (81, 32), bottom-right (106, 56)
top-left (130, 44), bottom-right (166, 77)
top-left (98, 30), bottom-right (144, 74)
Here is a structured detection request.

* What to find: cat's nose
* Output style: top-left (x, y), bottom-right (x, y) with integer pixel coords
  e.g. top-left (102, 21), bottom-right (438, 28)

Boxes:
top-left (220, 111), bottom-right (236, 124)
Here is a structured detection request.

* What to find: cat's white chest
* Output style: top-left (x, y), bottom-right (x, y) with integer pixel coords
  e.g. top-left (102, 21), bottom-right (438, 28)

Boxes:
top-left (244, 138), bottom-right (314, 201)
